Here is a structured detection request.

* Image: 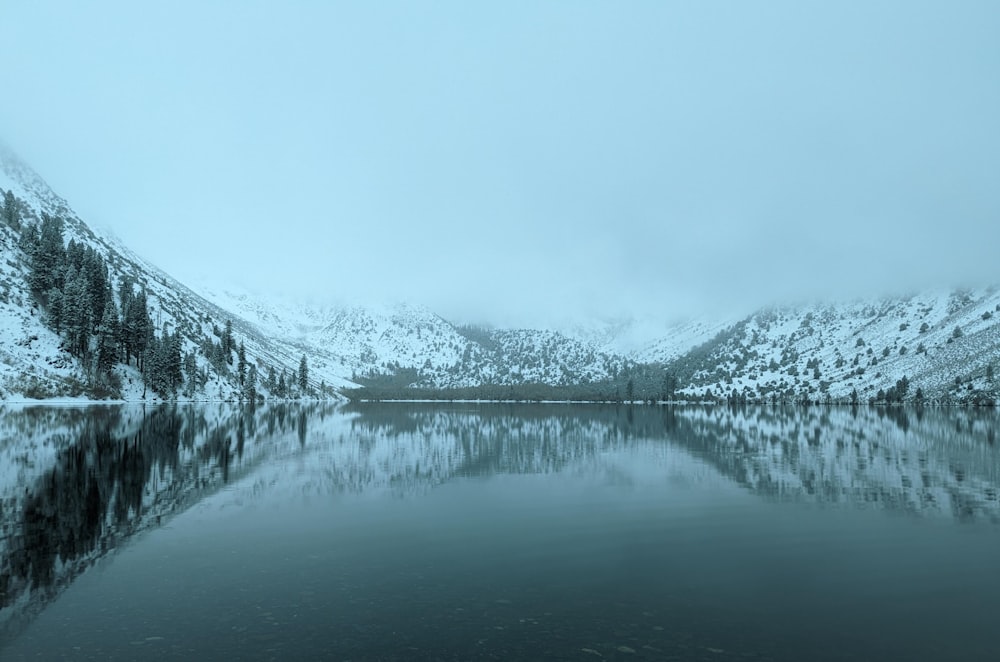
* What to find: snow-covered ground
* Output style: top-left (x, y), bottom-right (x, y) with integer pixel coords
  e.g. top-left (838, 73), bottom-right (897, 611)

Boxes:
top-left (1, 143), bottom-right (355, 400)
top-left (3, 140), bottom-right (999, 402)
top-left (673, 288), bottom-right (1000, 402)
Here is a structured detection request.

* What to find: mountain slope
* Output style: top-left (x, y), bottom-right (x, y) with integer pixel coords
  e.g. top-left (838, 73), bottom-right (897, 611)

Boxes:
top-left (3, 142), bottom-right (997, 404)
top-left (0, 143), bottom-right (343, 400)
top-left (0, 144), bottom-right (638, 400)
top-left (201, 288), bottom-right (637, 391)
top-left (666, 289), bottom-right (1000, 404)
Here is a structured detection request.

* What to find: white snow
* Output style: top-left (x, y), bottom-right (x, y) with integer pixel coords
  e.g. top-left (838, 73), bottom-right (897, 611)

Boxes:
top-left (3, 140), bottom-right (999, 402)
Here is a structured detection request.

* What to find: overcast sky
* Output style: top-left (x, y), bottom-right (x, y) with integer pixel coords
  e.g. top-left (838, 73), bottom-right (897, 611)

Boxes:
top-left (2, 1), bottom-right (999, 328)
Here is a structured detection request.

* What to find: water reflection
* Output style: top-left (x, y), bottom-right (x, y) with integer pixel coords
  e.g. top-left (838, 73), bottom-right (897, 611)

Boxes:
top-left (344, 403), bottom-right (1000, 522)
top-left (672, 404), bottom-right (1000, 521)
top-left (1, 402), bottom-right (999, 651)
top-left (0, 402), bottom-right (334, 643)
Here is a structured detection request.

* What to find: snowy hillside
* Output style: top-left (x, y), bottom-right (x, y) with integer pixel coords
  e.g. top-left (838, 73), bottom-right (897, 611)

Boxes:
top-left (318, 302), bottom-right (467, 376)
top-left (631, 317), bottom-right (743, 365)
top-left (668, 289), bottom-right (1000, 404)
top-left (198, 287), bottom-right (636, 390)
top-left (180, 281), bottom-right (1000, 403)
top-left (193, 280), bottom-right (342, 341)
top-left (3, 141), bottom-right (998, 403)
top-left (0, 142), bottom-right (639, 400)
top-left (0, 143), bottom-right (344, 401)
top-left (561, 314), bottom-right (738, 363)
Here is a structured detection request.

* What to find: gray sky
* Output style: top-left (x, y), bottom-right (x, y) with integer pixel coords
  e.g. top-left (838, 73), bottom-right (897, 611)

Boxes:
top-left (2, 1), bottom-right (999, 327)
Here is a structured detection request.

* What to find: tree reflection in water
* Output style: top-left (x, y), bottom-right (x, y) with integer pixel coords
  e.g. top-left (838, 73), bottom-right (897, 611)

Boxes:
top-left (1, 401), bottom-right (998, 647)
top-left (0, 402), bottom-right (327, 641)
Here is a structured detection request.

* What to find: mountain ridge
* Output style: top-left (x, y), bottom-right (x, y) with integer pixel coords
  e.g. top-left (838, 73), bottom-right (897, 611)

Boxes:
top-left (1, 144), bottom-right (997, 404)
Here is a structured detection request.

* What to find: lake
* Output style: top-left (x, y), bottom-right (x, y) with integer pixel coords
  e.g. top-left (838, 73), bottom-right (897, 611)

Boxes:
top-left (1, 402), bottom-right (999, 660)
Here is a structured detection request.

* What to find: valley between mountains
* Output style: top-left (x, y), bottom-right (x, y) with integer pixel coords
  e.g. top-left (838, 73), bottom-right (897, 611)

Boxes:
top-left (1, 143), bottom-right (997, 406)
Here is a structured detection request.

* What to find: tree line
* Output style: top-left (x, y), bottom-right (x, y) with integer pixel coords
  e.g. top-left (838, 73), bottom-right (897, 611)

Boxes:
top-left (20, 213), bottom-right (183, 396)
top-left (3, 190), bottom-right (316, 401)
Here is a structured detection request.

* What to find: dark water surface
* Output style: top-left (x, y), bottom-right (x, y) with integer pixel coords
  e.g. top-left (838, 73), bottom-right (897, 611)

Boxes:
top-left (1, 403), bottom-right (999, 660)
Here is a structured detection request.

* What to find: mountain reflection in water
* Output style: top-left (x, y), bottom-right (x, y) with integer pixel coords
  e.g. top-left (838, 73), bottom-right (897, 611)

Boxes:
top-left (1, 402), bottom-right (998, 659)
top-left (0, 403), bottom-right (317, 640)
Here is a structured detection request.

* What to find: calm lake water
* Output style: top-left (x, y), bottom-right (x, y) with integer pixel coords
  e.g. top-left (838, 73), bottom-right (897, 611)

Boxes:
top-left (1, 403), bottom-right (999, 661)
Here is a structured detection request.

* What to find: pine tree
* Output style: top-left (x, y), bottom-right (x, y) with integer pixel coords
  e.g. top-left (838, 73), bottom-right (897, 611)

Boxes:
top-left (144, 333), bottom-right (164, 394)
top-left (2, 189), bottom-right (20, 229)
top-left (117, 278), bottom-right (133, 361)
top-left (216, 341), bottom-right (229, 372)
top-left (143, 325), bottom-right (182, 396)
top-left (245, 364), bottom-right (257, 402)
top-left (18, 221), bottom-right (38, 253)
top-left (166, 330), bottom-right (183, 392)
top-left (298, 355), bottom-right (309, 393)
top-left (95, 295), bottom-right (120, 375)
top-left (61, 265), bottom-right (93, 357)
top-left (30, 213), bottom-right (65, 295)
top-left (66, 239), bottom-right (84, 271)
top-left (659, 373), bottom-right (676, 401)
top-left (237, 341), bottom-right (247, 385)
top-left (82, 248), bottom-right (108, 328)
top-left (46, 287), bottom-right (64, 333)
top-left (183, 351), bottom-right (198, 395)
top-left (223, 320), bottom-right (234, 364)
top-left (127, 290), bottom-right (153, 371)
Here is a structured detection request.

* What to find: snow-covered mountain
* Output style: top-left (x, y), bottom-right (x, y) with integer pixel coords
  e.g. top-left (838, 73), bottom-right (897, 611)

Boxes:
top-left (668, 289), bottom-right (1000, 404)
top-left (188, 281), bottom-right (1000, 405)
top-left (0, 144), bottom-right (640, 399)
top-left (0, 142), bottom-right (350, 400)
top-left (199, 288), bottom-right (636, 389)
top-left (2, 142), bottom-right (998, 403)
top-left (561, 313), bottom-right (737, 362)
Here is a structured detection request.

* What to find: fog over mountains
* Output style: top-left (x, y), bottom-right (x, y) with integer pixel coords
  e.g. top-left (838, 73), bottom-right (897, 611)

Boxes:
top-left (1, 144), bottom-right (998, 404)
